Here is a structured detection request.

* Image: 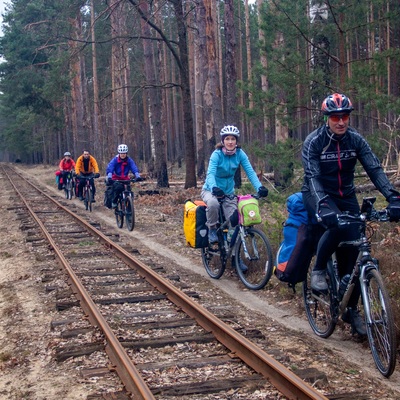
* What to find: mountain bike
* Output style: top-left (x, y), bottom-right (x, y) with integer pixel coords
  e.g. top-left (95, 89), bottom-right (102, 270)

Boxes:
top-left (201, 194), bottom-right (273, 290)
top-left (77, 173), bottom-right (98, 212)
top-left (63, 171), bottom-right (75, 200)
top-left (302, 196), bottom-right (397, 377)
top-left (112, 178), bottom-right (144, 231)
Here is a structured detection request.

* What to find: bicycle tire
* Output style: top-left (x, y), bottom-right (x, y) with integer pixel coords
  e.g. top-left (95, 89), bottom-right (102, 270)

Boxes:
top-left (87, 187), bottom-right (93, 212)
top-left (65, 180), bottom-right (72, 200)
top-left (234, 227), bottom-right (273, 290)
top-left (125, 196), bottom-right (135, 231)
top-left (201, 232), bottom-right (227, 279)
top-left (115, 198), bottom-right (124, 228)
top-left (363, 266), bottom-right (397, 377)
top-left (303, 259), bottom-right (337, 338)
top-left (83, 188), bottom-right (89, 210)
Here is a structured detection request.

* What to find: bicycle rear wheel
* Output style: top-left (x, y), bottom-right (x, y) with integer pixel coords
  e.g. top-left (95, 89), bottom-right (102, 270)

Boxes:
top-left (125, 196), bottom-right (135, 231)
top-left (201, 234), bottom-right (227, 279)
top-left (115, 199), bottom-right (124, 228)
top-left (303, 259), bottom-right (337, 338)
top-left (363, 267), bottom-right (397, 377)
top-left (234, 227), bottom-right (273, 290)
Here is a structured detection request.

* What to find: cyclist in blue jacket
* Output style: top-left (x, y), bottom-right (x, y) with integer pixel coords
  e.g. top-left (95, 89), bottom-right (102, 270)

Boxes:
top-left (201, 125), bottom-right (269, 244)
top-left (106, 144), bottom-right (143, 208)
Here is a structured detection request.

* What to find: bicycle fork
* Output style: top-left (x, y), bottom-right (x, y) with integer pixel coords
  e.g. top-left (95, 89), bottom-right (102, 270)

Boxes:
top-left (237, 226), bottom-right (259, 261)
top-left (359, 262), bottom-right (379, 326)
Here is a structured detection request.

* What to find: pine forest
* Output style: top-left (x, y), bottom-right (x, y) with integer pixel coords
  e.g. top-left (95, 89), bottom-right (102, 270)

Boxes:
top-left (0, 0), bottom-right (399, 188)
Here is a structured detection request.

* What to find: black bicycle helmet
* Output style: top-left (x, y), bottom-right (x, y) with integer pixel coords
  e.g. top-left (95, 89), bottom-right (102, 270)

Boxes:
top-left (321, 93), bottom-right (354, 115)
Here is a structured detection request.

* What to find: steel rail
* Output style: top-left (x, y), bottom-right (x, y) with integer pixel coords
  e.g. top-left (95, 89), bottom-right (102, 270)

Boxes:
top-left (7, 166), bottom-right (328, 400)
top-left (4, 167), bottom-right (155, 400)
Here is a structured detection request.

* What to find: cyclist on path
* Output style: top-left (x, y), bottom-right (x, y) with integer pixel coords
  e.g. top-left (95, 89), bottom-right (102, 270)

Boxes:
top-left (106, 144), bottom-right (143, 209)
top-left (75, 150), bottom-right (100, 202)
top-left (58, 152), bottom-right (75, 190)
top-left (201, 125), bottom-right (269, 244)
top-left (302, 93), bottom-right (400, 335)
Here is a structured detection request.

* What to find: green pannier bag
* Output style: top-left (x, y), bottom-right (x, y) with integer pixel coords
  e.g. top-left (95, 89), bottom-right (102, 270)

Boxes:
top-left (238, 194), bottom-right (262, 226)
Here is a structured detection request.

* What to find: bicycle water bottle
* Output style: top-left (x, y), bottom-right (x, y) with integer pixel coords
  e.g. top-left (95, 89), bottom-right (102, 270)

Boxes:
top-left (338, 274), bottom-right (351, 301)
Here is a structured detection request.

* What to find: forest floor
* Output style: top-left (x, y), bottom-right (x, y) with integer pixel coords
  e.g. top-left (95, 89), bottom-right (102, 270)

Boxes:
top-left (1, 163), bottom-right (400, 399)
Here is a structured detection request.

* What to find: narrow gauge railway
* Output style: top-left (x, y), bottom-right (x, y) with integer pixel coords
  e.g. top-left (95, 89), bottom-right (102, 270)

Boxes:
top-left (1, 164), bottom-right (328, 399)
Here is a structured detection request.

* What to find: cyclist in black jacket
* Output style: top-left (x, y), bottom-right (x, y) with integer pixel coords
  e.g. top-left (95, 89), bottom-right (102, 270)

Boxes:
top-left (301, 93), bottom-right (400, 335)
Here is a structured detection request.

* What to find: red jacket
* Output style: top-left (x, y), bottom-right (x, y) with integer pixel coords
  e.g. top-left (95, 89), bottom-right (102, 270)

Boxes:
top-left (59, 158), bottom-right (76, 171)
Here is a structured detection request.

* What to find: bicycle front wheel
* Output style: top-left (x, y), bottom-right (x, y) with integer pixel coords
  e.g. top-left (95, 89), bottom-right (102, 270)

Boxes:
top-left (125, 196), bottom-right (135, 231)
top-left (86, 188), bottom-right (93, 212)
top-left (65, 181), bottom-right (72, 200)
top-left (363, 267), bottom-right (397, 377)
top-left (201, 238), bottom-right (227, 279)
top-left (234, 227), bottom-right (273, 290)
top-left (303, 259), bottom-right (337, 338)
top-left (115, 199), bottom-right (124, 228)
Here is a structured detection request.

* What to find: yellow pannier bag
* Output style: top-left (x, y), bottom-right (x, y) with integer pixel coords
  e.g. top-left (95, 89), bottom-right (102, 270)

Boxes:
top-left (183, 200), bottom-right (209, 248)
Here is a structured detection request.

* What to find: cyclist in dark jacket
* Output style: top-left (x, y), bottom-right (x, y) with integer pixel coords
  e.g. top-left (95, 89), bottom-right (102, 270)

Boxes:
top-left (106, 144), bottom-right (142, 208)
top-left (302, 93), bottom-right (400, 336)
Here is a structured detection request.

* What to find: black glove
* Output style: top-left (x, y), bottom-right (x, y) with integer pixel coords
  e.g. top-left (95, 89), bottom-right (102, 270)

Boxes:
top-left (258, 186), bottom-right (268, 198)
top-left (94, 173), bottom-right (100, 178)
top-left (135, 176), bottom-right (145, 182)
top-left (212, 187), bottom-right (225, 198)
top-left (318, 201), bottom-right (338, 228)
top-left (387, 191), bottom-right (400, 222)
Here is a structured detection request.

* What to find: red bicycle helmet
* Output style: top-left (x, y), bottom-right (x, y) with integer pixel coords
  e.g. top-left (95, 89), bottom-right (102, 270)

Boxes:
top-left (321, 93), bottom-right (354, 115)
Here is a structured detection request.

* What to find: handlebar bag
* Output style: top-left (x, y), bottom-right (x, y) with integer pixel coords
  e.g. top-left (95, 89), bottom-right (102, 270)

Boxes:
top-left (183, 200), bottom-right (209, 248)
top-left (238, 195), bottom-right (261, 226)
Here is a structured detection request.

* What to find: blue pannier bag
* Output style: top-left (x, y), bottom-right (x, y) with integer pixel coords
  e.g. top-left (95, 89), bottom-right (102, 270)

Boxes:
top-left (275, 192), bottom-right (321, 287)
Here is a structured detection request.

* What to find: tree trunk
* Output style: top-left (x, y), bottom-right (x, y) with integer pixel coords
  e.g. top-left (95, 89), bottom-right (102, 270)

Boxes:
top-left (140, 0), bottom-right (169, 187)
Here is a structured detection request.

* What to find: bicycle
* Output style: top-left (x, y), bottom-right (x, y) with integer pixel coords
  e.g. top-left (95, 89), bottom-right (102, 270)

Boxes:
top-left (111, 177), bottom-right (144, 231)
top-left (62, 171), bottom-right (75, 200)
top-left (201, 194), bottom-right (273, 290)
top-left (302, 196), bottom-right (397, 377)
top-left (77, 173), bottom-right (98, 212)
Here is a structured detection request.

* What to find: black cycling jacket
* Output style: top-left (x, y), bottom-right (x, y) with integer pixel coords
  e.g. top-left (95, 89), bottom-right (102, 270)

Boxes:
top-left (302, 125), bottom-right (394, 209)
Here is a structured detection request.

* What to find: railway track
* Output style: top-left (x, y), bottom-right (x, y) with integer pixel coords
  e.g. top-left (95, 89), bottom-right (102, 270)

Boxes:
top-left (3, 164), bottom-right (329, 399)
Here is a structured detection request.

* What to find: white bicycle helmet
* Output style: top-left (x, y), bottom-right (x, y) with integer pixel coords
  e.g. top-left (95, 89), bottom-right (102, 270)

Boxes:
top-left (220, 125), bottom-right (240, 138)
top-left (64, 151), bottom-right (71, 156)
top-left (118, 144), bottom-right (128, 154)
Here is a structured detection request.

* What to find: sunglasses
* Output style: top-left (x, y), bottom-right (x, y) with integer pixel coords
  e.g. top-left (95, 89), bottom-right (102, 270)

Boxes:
top-left (330, 114), bottom-right (350, 123)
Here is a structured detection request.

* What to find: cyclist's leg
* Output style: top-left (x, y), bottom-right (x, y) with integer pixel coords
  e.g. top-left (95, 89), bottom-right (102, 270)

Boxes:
top-left (77, 179), bottom-right (84, 199)
top-left (112, 183), bottom-right (123, 207)
top-left (201, 189), bottom-right (219, 241)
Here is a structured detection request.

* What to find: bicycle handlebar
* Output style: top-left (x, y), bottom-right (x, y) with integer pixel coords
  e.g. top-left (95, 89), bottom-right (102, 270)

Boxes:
top-left (77, 173), bottom-right (99, 180)
top-left (337, 209), bottom-right (390, 225)
top-left (111, 177), bottom-right (146, 184)
top-left (217, 193), bottom-right (261, 203)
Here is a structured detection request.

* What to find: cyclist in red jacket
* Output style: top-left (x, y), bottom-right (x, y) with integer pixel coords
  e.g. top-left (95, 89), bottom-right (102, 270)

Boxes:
top-left (58, 152), bottom-right (76, 190)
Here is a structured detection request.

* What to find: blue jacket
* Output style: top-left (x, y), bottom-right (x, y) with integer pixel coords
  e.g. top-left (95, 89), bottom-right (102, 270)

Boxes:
top-left (106, 155), bottom-right (140, 180)
top-left (203, 148), bottom-right (262, 195)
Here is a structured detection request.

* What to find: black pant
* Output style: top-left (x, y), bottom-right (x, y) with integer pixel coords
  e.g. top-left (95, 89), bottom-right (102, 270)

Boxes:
top-left (303, 192), bottom-right (361, 308)
top-left (77, 175), bottom-right (95, 198)
top-left (111, 181), bottom-right (128, 203)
